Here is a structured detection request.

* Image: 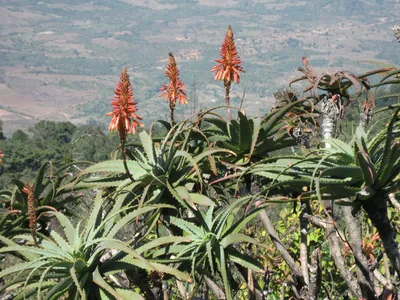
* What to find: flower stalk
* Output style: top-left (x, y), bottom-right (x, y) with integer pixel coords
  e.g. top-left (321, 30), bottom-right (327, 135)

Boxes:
top-left (22, 184), bottom-right (39, 247)
top-left (160, 52), bottom-right (187, 126)
top-left (107, 67), bottom-right (143, 182)
top-left (211, 25), bottom-right (244, 120)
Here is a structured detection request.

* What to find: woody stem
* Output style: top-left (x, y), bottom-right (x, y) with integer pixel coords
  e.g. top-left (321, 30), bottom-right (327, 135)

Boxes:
top-left (120, 136), bottom-right (134, 183)
top-left (224, 79), bottom-right (232, 120)
top-left (170, 101), bottom-right (176, 127)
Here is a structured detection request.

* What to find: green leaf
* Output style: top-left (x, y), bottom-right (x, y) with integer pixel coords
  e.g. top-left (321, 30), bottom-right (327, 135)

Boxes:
top-left (170, 217), bottom-right (204, 237)
top-left (93, 267), bottom-right (124, 300)
top-left (249, 117), bottom-right (261, 158)
top-left (136, 236), bottom-right (189, 255)
top-left (221, 233), bottom-right (261, 248)
top-left (106, 205), bottom-right (171, 239)
top-left (238, 111), bottom-right (252, 151)
top-left (219, 245), bottom-right (232, 300)
top-left (139, 130), bottom-right (156, 165)
top-left (227, 248), bottom-right (263, 272)
top-left (81, 160), bottom-right (147, 180)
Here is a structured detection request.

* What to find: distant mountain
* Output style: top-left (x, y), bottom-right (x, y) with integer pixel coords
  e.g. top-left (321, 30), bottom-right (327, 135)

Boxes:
top-left (0, 0), bottom-right (398, 135)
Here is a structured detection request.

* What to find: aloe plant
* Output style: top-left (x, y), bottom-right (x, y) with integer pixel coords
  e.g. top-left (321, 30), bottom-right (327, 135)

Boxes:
top-left (150, 197), bottom-right (265, 300)
top-left (203, 99), bottom-right (309, 165)
top-left (0, 161), bottom-right (86, 240)
top-left (70, 122), bottom-right (232, 216)
top-left (0, 192), bottom-right (190, 299)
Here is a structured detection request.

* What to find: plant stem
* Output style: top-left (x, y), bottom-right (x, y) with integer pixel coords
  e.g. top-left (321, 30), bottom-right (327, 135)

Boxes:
top-left (362, 194), bottom-right (400, 276)
top-left (224, 79), bottom-right (232, 120)
top-left (300, 202), bottom-right (310, 286)
top-left (169, 101), bottom-right (175, 127)
top-left (120, 138), bottom-right (134, 183)
top-left (322, 200), bottom-right (362, 298)
top-left (342, 206), bottom-right (376, 299)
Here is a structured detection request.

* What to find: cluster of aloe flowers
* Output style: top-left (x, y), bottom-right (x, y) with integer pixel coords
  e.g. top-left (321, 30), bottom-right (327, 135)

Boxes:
top-left (107, 25), bottom-right (244, 138)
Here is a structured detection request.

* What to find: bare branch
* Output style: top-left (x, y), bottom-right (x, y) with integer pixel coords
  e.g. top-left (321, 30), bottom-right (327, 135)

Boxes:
top-left (300, 202), bottom-right (310, 286)
top-left (204, 275), bottom-right (226, 300)
top-left (322, 200), bottom-right (362, 298)
top-left (259, 210), bottom-right (305, 289)
top-left (363, 194), bottom-right (400, 276)
top-left (342, 205), bottom-right (377, 299)
top-left (388, 193), bottom-right (400, 213)
top-left (308, 248), bottom-right (321, 300)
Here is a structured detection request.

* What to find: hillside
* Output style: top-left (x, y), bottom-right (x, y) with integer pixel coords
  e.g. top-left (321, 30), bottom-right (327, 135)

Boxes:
top-left (0, 0), bottom-right (399, 135)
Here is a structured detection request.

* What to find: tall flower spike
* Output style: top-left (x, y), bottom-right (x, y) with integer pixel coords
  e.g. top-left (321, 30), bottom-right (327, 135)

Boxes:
top-left (160, 52), bottom-right (187, 125)
top-left (211, 25), bottom-right (244, 84)
top-left (107, 67), bottom-right (143, 140)
top-left (22, 184), bottom-right (38, 247)
top-left (211, 25), bottom-right (244, 119)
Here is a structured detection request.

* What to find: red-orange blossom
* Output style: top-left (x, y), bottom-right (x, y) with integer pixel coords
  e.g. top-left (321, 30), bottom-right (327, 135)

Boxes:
top-left (107, 67), bottom-right (143, 139)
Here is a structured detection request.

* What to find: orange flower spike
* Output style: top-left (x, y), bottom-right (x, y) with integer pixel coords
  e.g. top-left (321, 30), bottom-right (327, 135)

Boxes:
top-left (107, 67), bottom-right (143, 139)
top-left (211, 25), bottom-right (244, 84)
top-left (160, 52), bottom-right (188, 105)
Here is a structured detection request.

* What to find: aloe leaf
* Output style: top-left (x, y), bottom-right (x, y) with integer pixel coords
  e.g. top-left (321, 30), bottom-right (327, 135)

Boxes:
top-left (204, 118), bottom-right (230, 134)
top-left (150, 244), bottom-right (191, 258)
top-left (219, 245), bottom-right (232, 300)
top-left (206, 241), bottom-right (215, 276)
top-left (81, 160), bottom-right (147, 180)
top-left (322, 166), bottom-right (362, 178)
top-left (377, 108), bottom-right (400, 176)
top-left (85, 192), bottom-right (104, 238)
top-left (205, 206), bottom-right (215, 230)
top-left (224, 206), bottom-right (265, 236)
top-left (88, 239), bottom-right (148, 267)
top-left (0, 260), bottom-right (49, 279)
top-left (106, 205), bottom-right (171, 239)
top-left (262, 99), bottom-right (304, 134)
top-left (136, 236), bottom-right (189, 255)
top-left (324, 138), bottom-right (353, 157)
top-left (166, 181), bottom-right (190, 209)
top-left (33, 162), bottom-right (51, 200)
top-left (169, 217), bottom-right (204, 237)
top-left (115, 288), bottom-right (144, 300)
top-left (238, 111), bottom-right (252, 150)
top-left (249, 117), bottom-right (261, 158)
top-left (13, 281), bottom-right (56, 300)
top-left (220, 233), bottom-right (261, 248)
top-left (227, 248), bottom-right (263, 272)
top-left (93, 267), bottom-right (124, 300)
top-left (139, 130), bottom-right (156, 165)
top-left (150, 262), bottom-right (192, 282)
top-left (69, 260), bottom-right (86, 300)
top-left (38, 264), bottom-right (58, 300)
top-left (355, 147), bottom-right (377, 186)
top-left (375, 140), bottom-right (400, 189)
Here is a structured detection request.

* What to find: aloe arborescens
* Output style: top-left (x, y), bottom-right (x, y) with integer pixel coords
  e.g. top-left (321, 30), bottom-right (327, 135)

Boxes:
top-left (160, 52), bottom-right (187, 126)
top-left (211, 25), bottom-right (244, 120)
top-left (107, 67), bottom-right (143, 181)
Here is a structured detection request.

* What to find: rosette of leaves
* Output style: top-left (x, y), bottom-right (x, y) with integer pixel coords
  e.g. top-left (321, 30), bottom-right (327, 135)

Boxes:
top-left (245, 107), bottom-right (399, 203)
top-left (66, 122), bottom-right (232, 219)
top-left (0, 162), bottom-right (85, 240)
top-left (0, 193), bottom-right (190, 299)
top-left (150, 196), bottom-right (266, 300)
top-left (203, 99), bottom-right (309, 165)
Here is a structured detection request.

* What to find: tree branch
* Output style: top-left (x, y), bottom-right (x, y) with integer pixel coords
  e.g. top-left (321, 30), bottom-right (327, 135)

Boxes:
top-left (362, 194), bottom-right (400, 276)
top-left (300, 202), bottom-right (310, 286)
top-left (259, 210), bottom-right (305, 290)
top-left (342, 206), bottom-right (377, 299)
top-left (308, 248), bottom-right (321, 300)
top-left (322, 200), bottom-right (362, 298)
